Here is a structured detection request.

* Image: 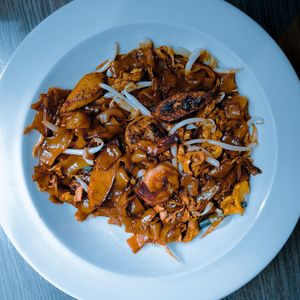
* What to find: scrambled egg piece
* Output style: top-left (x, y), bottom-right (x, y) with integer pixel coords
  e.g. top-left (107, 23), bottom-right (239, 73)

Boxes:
top-left (111, 68), bottom-right (143, 91)
top-left (177, 145), bottom-right (205, 176)
top-left (221, 181), bottom-right (249, 215)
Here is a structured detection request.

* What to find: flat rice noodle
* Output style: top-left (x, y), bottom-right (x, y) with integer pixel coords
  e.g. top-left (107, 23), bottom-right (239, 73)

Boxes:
top-left (110, 50), bottom-right (142, 76)
top-left (155, 46), bottom-right (175, 68)
top-left (74, 129), bottom-right (87, 148)
top-left (40, 129), bottom-right (73, 166)
top-left (137, 47), bottom-right (155, 78)
top-left (32, 166), bottom-right (52, 192)
top-left (118, 153), bottom-right (133, 172)
top-left (61, 111), bottom-right (91, 129)
top-left (127, 234), bottom-right (149, 253)
top-left (32, 166), bottom-right (60, 202)
top-left (223, 98), bottom-right (242, 120)
top-left (52, 155), bottom-right (90, 177)
top-left (183, 219), bottom-right (200, 242)
top-left (75, 209), bottom-right (90, 222)
top-left (75, 200), bottom-right (95, 221)
top-left (148, 223), bottom-right (161, 240)
top-left (166, 227), bottom-right (182, 243)
top-left (127, 196), bottom-right (145, 216)
top-left (114, 165), bottom-right (130, 191)
top-left (220, 181), bottom-right (249, 215)
top-left (96, 143), bottom-right (122, 170)
top-left (219, 72), bottom-right (237, 92)
top-left (87, 124), bottom-right (124, 141)
top-left (233, 120), bottom-right (248, 140)
top-left (232, 94), bottom-right (248, 110)
top-left (186, 64), bottom-right (216, 90)
top-left (97, 108), bottom-right (127, 123)
top-left (25, 88), bottom-right (71, 135)
top-left (138, 86), bottom-right (162, 110)
top-left (88, 157), bottom-right (119, 209)
top-left (201, 217), bottom-right (224, 238)
top-left (160, 69), bottom-right (177, 94)
top-left (209, 159), bottom-right (235, 178)
top-left (112, 47), bottom-right (155, 78)
top-left (60, 72), bottom-right (105, 113)
top-left (159, 224), bottom-right (176, 244)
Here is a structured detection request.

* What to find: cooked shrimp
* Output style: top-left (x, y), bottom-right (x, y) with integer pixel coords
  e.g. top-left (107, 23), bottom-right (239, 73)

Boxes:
top-left (125, 116), bottom-right (177, 156)
top-left (135, 162), bottom-right (179, 206)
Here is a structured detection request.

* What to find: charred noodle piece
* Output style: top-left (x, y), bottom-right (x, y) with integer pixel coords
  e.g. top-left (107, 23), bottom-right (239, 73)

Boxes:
top-left (25, 88), bottom-right (71, 135)
top-left (153, 91), bottom-right (214, 122)
top-left (40, 129), bottom-right (73, 166)
top-left (242, 158), bottom-right (262, 175)
top-left (60, 72), bottom-right (105, 113)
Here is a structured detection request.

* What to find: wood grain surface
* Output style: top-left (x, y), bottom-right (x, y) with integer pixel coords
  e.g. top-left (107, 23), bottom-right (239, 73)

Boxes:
top-left (0, 0), bottom-right (299, 299)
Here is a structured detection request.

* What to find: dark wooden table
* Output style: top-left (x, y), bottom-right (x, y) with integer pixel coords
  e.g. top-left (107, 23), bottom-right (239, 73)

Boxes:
top-left (0, 1), bottom-right (299, 299)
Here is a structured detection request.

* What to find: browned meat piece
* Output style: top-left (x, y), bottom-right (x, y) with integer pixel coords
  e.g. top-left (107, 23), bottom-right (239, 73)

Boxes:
top-left (60, 72), bottom-right (105, 113)
top-left (125, 116), bottom-right (177, 156)
top-left (153, 91), bottom-right (213, 122)
top-left (219, 72), bottom-right (237, 92)
top-left (223, 98), bottom-right (242, 120)
top-left (111, 68), bottom-right (144, 91)
top-left (111, 47), bottom-right (155, 79)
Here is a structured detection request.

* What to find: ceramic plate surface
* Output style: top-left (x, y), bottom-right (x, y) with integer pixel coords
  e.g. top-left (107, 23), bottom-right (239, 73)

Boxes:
top-left (0, 0), bottom-right (299, 299)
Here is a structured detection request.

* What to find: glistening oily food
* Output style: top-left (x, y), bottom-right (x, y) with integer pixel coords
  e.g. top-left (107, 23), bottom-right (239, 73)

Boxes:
top-left (25, 40), bottom-right (263, 256)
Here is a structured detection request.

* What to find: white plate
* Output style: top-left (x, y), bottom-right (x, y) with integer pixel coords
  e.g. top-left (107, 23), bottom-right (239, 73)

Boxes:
top-left (0, 0), bottom-right (299, 299)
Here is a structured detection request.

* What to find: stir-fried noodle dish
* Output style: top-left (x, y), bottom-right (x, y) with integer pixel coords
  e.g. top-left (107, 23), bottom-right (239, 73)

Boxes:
top-left (25, 40), bottom-right (263, 255)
